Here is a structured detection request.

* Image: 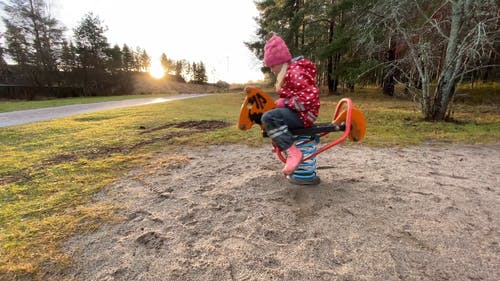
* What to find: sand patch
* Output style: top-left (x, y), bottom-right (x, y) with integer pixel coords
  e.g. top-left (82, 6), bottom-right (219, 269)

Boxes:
top-left (63, 143), bottom-right (500, 281)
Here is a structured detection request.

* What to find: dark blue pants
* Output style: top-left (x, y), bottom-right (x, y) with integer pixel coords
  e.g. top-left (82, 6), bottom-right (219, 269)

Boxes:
top-left (261, 108), bottom-right (304, 151)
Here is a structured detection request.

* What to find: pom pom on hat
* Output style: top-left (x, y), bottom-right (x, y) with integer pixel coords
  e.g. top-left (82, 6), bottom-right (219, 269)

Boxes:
top-left (264, 35), bottom-right (292, 67)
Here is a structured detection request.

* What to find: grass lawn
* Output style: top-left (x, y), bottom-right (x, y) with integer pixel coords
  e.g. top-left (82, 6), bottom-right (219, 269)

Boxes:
top-left (0, 85), bottom-right (499, 279)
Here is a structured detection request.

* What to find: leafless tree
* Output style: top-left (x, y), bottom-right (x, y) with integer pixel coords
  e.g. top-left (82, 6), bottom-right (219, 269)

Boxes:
top-left (362, 0), bottom-right (499, 120)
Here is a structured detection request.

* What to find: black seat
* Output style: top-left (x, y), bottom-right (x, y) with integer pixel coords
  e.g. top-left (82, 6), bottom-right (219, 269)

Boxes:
top-left (262, 123), bottom-right (346, 138)
top-left (290, 123), bottom-right (346, 136)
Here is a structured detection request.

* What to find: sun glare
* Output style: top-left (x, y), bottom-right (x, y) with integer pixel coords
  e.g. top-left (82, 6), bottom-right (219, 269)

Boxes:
top-left (149, 61), bottom-right (165, 79)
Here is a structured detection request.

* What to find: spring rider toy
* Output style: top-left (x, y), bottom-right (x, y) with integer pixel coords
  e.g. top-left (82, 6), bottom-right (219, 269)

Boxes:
top-left (238, 86), bottom-right (366, 185)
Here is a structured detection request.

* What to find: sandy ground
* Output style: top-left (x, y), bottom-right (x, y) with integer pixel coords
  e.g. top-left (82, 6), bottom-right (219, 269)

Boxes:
top-left (63, 143), bottom-right (499, 281)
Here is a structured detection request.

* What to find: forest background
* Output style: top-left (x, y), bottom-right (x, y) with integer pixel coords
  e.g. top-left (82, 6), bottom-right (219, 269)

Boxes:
top-left (0, 0), bottom-right (498, 121)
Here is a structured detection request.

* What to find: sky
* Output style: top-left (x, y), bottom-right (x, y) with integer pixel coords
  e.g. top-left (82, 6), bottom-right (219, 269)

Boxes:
top-left (47, 0), bottom-right (265, 83)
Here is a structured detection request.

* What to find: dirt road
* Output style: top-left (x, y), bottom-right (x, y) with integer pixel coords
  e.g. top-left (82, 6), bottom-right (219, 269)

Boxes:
top-left (62, 142), bottom-right (499, 281)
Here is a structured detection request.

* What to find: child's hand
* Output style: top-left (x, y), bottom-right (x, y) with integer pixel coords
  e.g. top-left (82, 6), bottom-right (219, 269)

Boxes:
top-left (275, 98), bottom-right (286, 108)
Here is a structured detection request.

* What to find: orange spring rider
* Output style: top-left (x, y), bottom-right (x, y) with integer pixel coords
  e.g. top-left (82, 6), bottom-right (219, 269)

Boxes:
top-left (238, 86), bottom-right (367, 185)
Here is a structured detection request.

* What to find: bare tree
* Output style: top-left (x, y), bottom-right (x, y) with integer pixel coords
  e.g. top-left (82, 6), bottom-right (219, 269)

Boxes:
top-left (430, 0), bottom-right (499, 120)
top-left (364, 0), bottom-right (499, 120)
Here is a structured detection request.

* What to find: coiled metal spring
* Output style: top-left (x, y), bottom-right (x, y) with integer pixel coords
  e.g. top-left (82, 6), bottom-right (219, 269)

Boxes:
top-left (290, 135), bottom-right (319, 183)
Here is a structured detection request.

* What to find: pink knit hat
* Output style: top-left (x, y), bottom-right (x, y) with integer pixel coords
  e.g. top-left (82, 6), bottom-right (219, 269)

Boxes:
top-left (264, 35), bottom-right (292, 67)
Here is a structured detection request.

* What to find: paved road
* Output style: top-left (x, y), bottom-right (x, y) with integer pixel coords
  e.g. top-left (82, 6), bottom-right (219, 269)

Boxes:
top-left (0, 94), bottom-right (209, 128)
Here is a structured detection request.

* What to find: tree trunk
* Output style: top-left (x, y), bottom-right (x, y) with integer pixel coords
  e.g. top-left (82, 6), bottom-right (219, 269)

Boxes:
top-left (429, 0), bottom-right (469, 121)
top-left (334, 53), bottom-right (340, 93)
top-left (327, 0), bottom-right (338, 95)
top-left (327, 55), bottom-right (334, 94)
top-left (421, 76), bottom-right (431, 119)
top-left (482, 50), bottom-right (495, 82)
top-left (382, 40), bottom-right (395, 96)
top-left (431, 75), bottom-right (456, 120)
top-left (327, 16), bottom-right (334, 94)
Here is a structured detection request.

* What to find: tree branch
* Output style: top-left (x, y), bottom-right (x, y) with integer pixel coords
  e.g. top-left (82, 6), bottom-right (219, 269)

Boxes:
top-left (414, 0), bottom-right (450, 39)
top-left (458, 64), bottom-right (500, 76)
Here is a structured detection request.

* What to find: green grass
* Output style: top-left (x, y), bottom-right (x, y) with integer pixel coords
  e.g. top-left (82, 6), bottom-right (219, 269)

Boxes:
top-left (0, 86), bottom-right (499, 279)
top-left (0, 93), bottom-right (175, 113)
top-left (455, 81), bottom-right (500, 105)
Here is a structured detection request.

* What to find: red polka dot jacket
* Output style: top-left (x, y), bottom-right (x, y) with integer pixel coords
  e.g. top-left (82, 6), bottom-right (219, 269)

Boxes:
top-left (278, 58), bottom-right (320, 127)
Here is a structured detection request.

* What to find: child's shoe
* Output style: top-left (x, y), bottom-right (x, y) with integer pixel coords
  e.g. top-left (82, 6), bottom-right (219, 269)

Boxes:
top-left (282, 144), bottom-right (302, 175)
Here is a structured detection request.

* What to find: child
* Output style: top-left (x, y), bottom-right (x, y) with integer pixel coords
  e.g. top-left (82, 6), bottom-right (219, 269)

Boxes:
top-left (261, 34), bottom-right (320, 175)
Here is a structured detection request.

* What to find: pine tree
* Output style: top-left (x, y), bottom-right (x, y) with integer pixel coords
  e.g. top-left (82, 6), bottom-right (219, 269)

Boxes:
top-left (73, 13), bottom-right (109, 70)
top-left (122, 44), bottom-right (133, 72)
top-left (108, 44), bottom-right (123, 73)
top-left (60, 40), bottom-right (77, 72)
top-left (73, 12), bottom-right (110, 94)
top-left (197, 61), bottom-right (207, 84)
top-left (139, 49), bottom-right (151, 72)
top-left (175, 60), bottom-right (186, 82)
top-left (191, 61), bottom-right (207, 84)
top-left (0, 37), bottom-right (8, 83)
top-left (160, 53), bottom-right (175, 75)
top-left (2, 0), bottom-right (65, 86)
